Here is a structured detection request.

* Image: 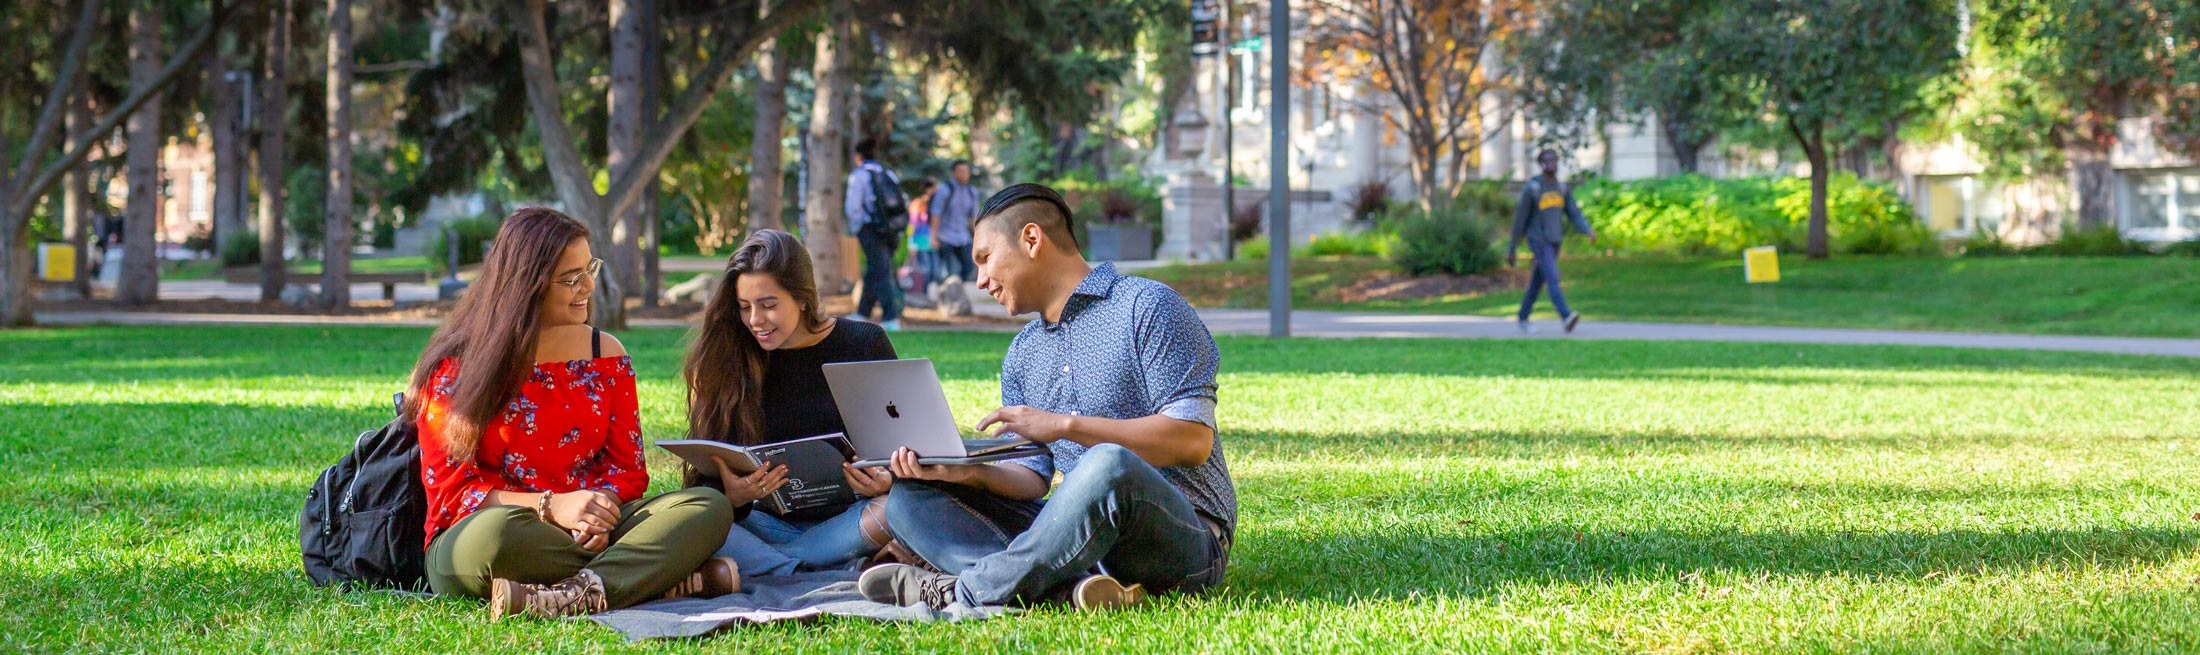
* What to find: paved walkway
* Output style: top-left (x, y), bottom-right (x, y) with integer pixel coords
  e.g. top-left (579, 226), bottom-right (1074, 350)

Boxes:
top-left (37, 306), bottom-right (2200, 358)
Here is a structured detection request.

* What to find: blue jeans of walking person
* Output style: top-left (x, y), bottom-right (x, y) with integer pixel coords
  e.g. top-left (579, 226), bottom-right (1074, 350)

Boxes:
top-left (855, 229), bottom-right (902, 322)
top-left (884, 444), bottom-right (1229, 607)
top-left (1517, 240), bottom-right (1572, 320)
top-left (934, 243), bottom-right (975, 283)
top-left (713, 499), bottom-right (880, 577)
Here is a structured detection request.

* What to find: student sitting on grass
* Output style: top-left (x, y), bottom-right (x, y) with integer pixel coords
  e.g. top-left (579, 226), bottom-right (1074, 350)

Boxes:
top-left (404, 207), bottom-right (736, 621)
top-left (684, 229), bottom-right (899, 576)
top-left (860, 183), bottom-right (1236, 611)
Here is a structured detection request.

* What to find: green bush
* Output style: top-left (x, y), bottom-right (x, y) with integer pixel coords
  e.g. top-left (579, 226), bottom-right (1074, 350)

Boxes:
top-left (220, 231), bottom-right (261, 268)
top-left (1235, 235), bottom-right (1270, 261)
top-left (425, 213), bottom-right (504, 274)
top-left (1303, 229), bottom-right (1396, 257)
top-left (2163, 238), bottom-right (2200, 258)
top-left (1576, 173), bottom-right (1922, 255)
top-left (2038, 225), bottom-right (2146, 256)
top-left (1838, 220), bottom-right (1941, 256)
top-left (1390, 202), bottom-right (1502, 277)
top-left (1960, 229), bottom-right (2020, 257)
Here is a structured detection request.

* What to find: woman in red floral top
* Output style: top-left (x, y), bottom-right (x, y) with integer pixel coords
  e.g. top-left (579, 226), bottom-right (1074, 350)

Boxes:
top-left (403, 208), bottom-right (735, 621)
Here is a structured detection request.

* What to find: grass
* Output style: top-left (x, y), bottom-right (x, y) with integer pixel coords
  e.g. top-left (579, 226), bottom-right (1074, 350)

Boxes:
top-left (6, 325), bottom-right (2200, 653)
top-left (1145, 255), bottom-right (2200, 338)
top-left (163, 255), bottom-right (437, 280)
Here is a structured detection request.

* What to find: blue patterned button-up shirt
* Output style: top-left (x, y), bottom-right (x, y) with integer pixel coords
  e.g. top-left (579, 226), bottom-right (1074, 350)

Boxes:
top-left (999, 262), bottom-right (1237, 538)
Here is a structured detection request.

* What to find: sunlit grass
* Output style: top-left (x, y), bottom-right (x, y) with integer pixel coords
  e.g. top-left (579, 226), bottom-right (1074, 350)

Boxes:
top-left (4, 326), bottom-right (2199, 653)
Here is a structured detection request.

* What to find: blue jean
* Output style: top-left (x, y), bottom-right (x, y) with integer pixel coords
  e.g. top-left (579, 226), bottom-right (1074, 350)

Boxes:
top-left (883, 444), bottom-right (1229, 607)
top-left (934, 242), bottom-right (975, 283)
top-left (713, 498), bottom-right (878, 577)
top-left (1517, 239), bottom-right (1572, 320)
top-left (856, 230), bottom-right (902, 321)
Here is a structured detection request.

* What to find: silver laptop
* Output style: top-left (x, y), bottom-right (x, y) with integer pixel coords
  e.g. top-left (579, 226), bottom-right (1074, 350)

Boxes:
top-left (821, 358), bottom-right (1041, 468)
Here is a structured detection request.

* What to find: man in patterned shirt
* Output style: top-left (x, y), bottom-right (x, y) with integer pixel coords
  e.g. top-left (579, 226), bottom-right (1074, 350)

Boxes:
top-left (861, 183), bottom-right (1235, 611)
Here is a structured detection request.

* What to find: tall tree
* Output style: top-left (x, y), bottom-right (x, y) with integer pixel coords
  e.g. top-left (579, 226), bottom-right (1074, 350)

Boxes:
top-left (803, 0), bottom-right (854, 294)
top-left (1960, 0), bottom-right (2187, 227)
top-left (746, 9), bottom-right (790, 235)
top-left (118, 2), bottom-right (166, 306)
top-left (321, 0), bottom-right (355, 308)
top-left (607, 0), bottom-right (650, 299)
top-left (0, 0), bottom-right (226, 325)
top-left (507, 0), bottom-right (818, 328)
top-left (1704, 0), bottom-right (1956, 258)
top-left (258, 0), bottom-right (292, 303)
top-left (63, 57), bottom-right (95, 299)
top-left (1514, 0), bottom-right (1734, 173)
top-left (207, 38), bottom-right (249, 264)
top-left (1309, 0), bottom-right (1529, 207)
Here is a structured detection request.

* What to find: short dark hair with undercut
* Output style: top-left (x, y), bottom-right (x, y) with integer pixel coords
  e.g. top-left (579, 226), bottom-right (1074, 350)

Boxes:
top-left (973, 183), bottom-right (1080, 253)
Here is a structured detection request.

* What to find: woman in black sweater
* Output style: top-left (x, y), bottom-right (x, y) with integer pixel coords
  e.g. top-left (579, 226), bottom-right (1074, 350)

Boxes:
top-left (685, 229), bottom-right (899, 576)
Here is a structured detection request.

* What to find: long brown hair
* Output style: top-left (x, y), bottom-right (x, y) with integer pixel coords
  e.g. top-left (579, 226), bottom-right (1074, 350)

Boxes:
top-left (685, 229), bottom-right (828, 446)
top-left (403, 207), bottom-right (590, 461)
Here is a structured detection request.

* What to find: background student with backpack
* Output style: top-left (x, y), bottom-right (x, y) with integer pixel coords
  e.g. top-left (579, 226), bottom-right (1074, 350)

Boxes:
top-left (843, 139), bottom-right (908, 331)
top-left (387, 208), bottom-right (736, 620)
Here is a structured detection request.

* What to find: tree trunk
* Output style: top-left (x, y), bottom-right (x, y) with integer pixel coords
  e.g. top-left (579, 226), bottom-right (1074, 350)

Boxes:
top-left (120, 4), bottom-right (165, 306)
top-left (209, 50), bottom-right (248, 265)
top-left (747, 27), bottom-right (788, 234)
top-left (803, 1), bottom-right (854, 294)
top-left (2071, 144), bottom-right (2114, 230)
top-left (1661, 115), bottom-right (1704, 174)
top-left (1801, 126), bottom-right (1831, 260)
top-left (320, 0), bottom-right (355, 309)
top-left (259, 0), bottom-right (292, 303)
top-left (639, 1), bottom-right (662, 307)
top-left (607, 0), bottom-right (648, 298)
top-left (64, 61), bottom-right (93, 299)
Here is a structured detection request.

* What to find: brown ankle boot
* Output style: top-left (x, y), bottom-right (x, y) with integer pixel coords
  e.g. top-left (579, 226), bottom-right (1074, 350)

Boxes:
top-left (488, 569), bottom-right (608, 621)
top-left (660, 556), bottom-right (740, 599)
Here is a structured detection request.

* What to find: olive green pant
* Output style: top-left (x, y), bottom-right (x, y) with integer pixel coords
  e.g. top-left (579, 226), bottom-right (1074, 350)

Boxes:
top-left (425, 487), bottom-right (734, 610)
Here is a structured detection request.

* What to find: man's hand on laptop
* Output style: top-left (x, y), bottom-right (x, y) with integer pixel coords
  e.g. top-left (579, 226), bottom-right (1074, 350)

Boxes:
top-left (976, 405), bottom-right (1071, 444)
top-left (886, 447), bottom-right (982, 484)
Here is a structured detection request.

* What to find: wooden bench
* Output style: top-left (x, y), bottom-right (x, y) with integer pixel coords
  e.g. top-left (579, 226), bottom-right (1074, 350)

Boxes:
top-left (224, 268), bottom-right (427, 301)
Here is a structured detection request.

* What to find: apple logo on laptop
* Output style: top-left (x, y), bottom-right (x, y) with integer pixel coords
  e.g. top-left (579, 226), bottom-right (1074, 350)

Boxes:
top-left (886, 402), bottom-right (900, 419)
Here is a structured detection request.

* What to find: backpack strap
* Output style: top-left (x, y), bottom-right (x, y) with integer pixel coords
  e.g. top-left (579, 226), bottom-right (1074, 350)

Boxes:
top-left (591, 326), bottom-right (602, 359)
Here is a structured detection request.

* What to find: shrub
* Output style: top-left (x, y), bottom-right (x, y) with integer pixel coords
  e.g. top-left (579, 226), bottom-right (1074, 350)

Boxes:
top-left (2163, 238), bottom-right (2200, 258)
top-left (183, 227), bottom-right (216, 259)
top-left (1235, 235), bottom-right (1269, 261)
top-left (2038, 225), bottom-right (2145, 256)
top-left (1576, 173), bottom-right (1921, 255)
top-left (1838, 220), bottom-right (1941, 256)
top-left (220, 231), bottom-right (262, 268)
top-left (1390, 202), bottom-right (1502, 277)
top-left (1344, 180), bottom-right (1393, 223)
top-left (1960, 229), bottom-right (2019, 257)
top-left (425, 213), bottom-right (504, 274)
top-left (1304, 229), bottom-right (1396, 257)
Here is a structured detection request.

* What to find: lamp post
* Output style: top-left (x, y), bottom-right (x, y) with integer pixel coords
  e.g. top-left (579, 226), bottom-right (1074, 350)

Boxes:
top-left (1266, 0), bottom-right (1289, 338)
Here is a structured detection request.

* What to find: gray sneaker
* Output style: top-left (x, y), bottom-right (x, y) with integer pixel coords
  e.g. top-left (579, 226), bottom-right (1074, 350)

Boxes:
top-left (858, 563), bottom-right (959, 610)
top-left (1069, 574), bottom-right (1147, 611)
top-left (1517, 320), bottom-right (1536, 334)
top-left (1564, 312), bottom-right (1581, 334)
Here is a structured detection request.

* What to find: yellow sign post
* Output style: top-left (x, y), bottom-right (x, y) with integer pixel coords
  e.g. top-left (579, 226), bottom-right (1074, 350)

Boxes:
top-left (36, 243), bottom-right (76, 283)
top-left (1744, 246), bottom-right (1779, 283)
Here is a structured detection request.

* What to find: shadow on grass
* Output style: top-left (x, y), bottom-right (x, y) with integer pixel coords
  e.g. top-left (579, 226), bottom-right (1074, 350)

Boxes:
top-left (1225, 526), bottom-right (2200, 603)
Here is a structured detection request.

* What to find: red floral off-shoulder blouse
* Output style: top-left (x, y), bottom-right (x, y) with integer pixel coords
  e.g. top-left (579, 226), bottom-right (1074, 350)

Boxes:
top-left (414, 355), bottom-right (648, 547)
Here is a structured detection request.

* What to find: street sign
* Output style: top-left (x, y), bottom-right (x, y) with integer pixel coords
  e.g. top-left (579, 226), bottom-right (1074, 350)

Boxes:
top-left (1229, 36), bottom-right (1264, 53)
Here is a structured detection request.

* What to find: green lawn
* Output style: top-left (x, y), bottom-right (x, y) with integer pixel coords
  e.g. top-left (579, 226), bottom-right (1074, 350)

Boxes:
top-left (164, 255), bottom-right (437, 280)
top-left (1144, 255), bottom-right (2200, 338)
top-left (6, 326), bottom-right (2200, 652)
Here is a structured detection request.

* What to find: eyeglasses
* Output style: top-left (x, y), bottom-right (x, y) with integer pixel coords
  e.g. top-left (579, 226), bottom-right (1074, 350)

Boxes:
top-left (555, 258), bottom-right (603, 290)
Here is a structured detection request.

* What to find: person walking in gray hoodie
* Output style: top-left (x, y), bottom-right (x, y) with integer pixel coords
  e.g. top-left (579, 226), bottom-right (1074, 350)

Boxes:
top-left (1507, 149), bottom-right (1597, 334)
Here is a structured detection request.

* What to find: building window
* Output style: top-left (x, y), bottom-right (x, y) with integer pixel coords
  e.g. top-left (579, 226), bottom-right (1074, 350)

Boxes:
top-left (1918, 174), bottom-right (2004, 235)
top-left (189, 171), bottom-right (211, 225)
top-left (2121, 167), bottom-right (2200, 241)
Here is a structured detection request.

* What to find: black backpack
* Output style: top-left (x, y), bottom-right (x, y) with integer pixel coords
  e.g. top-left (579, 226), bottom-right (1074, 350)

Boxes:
top-left (864, 167), bottom-right (911, 238)
top-left (300, 393), bottom-right (428, 590)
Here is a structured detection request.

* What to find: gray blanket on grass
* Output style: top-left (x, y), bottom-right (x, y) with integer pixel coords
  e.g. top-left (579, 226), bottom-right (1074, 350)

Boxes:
top-left (585, 571), bottom-right (1013, 641)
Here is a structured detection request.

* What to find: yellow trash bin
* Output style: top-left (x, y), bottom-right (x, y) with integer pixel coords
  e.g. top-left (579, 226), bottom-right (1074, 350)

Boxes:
top-left (1744, 246), bottom-right (1779, 283)
top-left (36, 243), bottom-right (75, 282)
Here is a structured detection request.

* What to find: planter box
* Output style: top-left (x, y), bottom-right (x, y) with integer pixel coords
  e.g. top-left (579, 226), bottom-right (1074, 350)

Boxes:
top-left (1087, 223), bottom-right (1155, 261)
